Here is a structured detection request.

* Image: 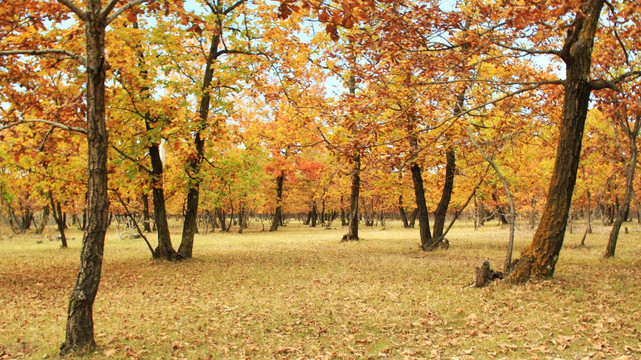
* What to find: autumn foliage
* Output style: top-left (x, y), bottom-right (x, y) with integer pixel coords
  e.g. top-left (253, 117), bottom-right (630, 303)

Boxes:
top-left (1, 0), bottom-right (640, 355)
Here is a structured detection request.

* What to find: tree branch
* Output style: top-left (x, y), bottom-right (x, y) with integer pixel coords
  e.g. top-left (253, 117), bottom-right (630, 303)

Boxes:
top-left (590, 71), bottom-right (641, 91)
top-left (38, 126), bottom-right (56, 151)
top-left (0, 119), bottom-right (87, 134)
top-left (495, 42), bottom-right (561, 57)
top-left (0, 49), bottom-right (86, 66)
top-left (57, 0), bottom-right (88, 21)
top-left (109, 188), bottom-right (156, 256)
top-left (109, 144), bottom-right (153, 175)
top-left (223, 0), bottom-right (247, 15)
top-left (426, 165), bottom-right (489, 251)
top-left (106, 0), bottom-right (150, 25)
top-left (101, 0), bottom-right (121, 19)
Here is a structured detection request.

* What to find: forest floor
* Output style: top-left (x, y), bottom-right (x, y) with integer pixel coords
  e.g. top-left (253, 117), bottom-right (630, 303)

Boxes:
top-left (0, 220), bottom-right (640, 359)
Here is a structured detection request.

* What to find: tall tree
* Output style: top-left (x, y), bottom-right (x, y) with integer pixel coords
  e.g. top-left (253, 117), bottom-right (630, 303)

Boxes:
top-left (1, 0), bottom-right (151, 352)
top-left (505, 0), bottom-right (636, 282)
top-left (178, 0), bottom-right (255, 258)
top-left (604, 105), bottom-right (641, 257)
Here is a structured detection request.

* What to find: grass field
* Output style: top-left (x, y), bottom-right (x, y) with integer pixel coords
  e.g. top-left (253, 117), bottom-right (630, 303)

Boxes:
top-left (1, 220), bottom-right (640, 359)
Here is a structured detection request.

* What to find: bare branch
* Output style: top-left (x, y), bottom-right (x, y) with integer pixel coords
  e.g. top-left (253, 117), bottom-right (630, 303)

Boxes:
top-left (0, 119), bottom-right (87, 134)
top-left (0, 49), bottom-right (86, 66)
top-left (106, 0), bottom-right (150, 25)
top-left (57, 0), bottom-right (88, 21)
top-left (223, 0), bottom-right (247, 15)
top-left (495, 42), bottom-right (561, 57)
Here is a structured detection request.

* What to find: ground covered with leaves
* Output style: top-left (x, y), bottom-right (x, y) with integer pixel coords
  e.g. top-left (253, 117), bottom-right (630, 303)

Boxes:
top-left (1, 221), bottom-right (640, 359)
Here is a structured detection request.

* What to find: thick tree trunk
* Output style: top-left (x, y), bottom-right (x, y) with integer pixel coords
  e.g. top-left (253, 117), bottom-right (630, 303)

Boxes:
top-left (270, 171), bottom-right (284, 232)
top-left (433, 149), bottom-right (455, 240)
top-left (61, 3), bottom-right (109, 352)
top-left (411, 163), bottom-right (433, 250)
top-left (509, 0), bottom-right (605, 283)
top-left (343, 153), bottom-right (361, 240)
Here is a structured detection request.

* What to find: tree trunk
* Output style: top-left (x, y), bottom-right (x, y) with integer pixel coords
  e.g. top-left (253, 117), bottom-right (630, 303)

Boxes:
top-left (61, 2), bottom-right (110, 352)
top-left (411, 163), bottom-right (433, 250)
top-left (469, 127), bottom-right (516, 273)
top-left (310, 201), bottom-right (318, 227)
top-left (179, 19), bottom-right (225, 259)
top-left (408, 208), bottom-right (418, 228)
top-left (343, 153), bottom-right (361, 240)
top-left (49, 192), bottom-right (68, 248)
top-left (633, 192), bottom-right (641, 225)
top-left (433, 149), bottom-right (455, 240)
top-left (21, 207), bottom-right (33, 231)
top-left (433, 88), bottom-right (464, 239)
top-left (147, 133), bottom-right (178, 261)
top-left (270, 171), bottom-right (284, 232)
top-left (142, 192), bottom-right (151, 233)
top-left (604, 113), bottom-right (640, 258)
top-left (399, 195), bottom-right (409, 228)
top-left (508, 0), bottom-right (605, 283)
top-left (34, 205), bottom-right (50, 235)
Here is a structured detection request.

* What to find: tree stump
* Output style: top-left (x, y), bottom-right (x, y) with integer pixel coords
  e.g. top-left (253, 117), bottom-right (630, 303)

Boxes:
top-left (474, 261), bottom-right (503, 288)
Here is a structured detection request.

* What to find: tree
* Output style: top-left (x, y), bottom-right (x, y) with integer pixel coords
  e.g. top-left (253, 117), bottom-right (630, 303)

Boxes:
top-left (108, 15), bottom-right (182, 260)
top-left (1, 0), bottom-right (152, 352)
top-left (504, 0), bottom-right (639, 282)
top-left (603, 102), bottom-right (641, 257)
top-left (178, 0), bottom-right (261, 257)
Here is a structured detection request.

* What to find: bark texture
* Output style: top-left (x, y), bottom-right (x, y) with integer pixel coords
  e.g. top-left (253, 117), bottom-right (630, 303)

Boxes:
top-left (61, 3), bottom-right (109, 352)
top-left (509, 0), bottom-right (605, 283)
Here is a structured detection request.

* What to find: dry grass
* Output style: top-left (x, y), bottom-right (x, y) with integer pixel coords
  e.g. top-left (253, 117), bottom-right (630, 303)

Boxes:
top-left (1, 220), bottom-right (640, 359)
